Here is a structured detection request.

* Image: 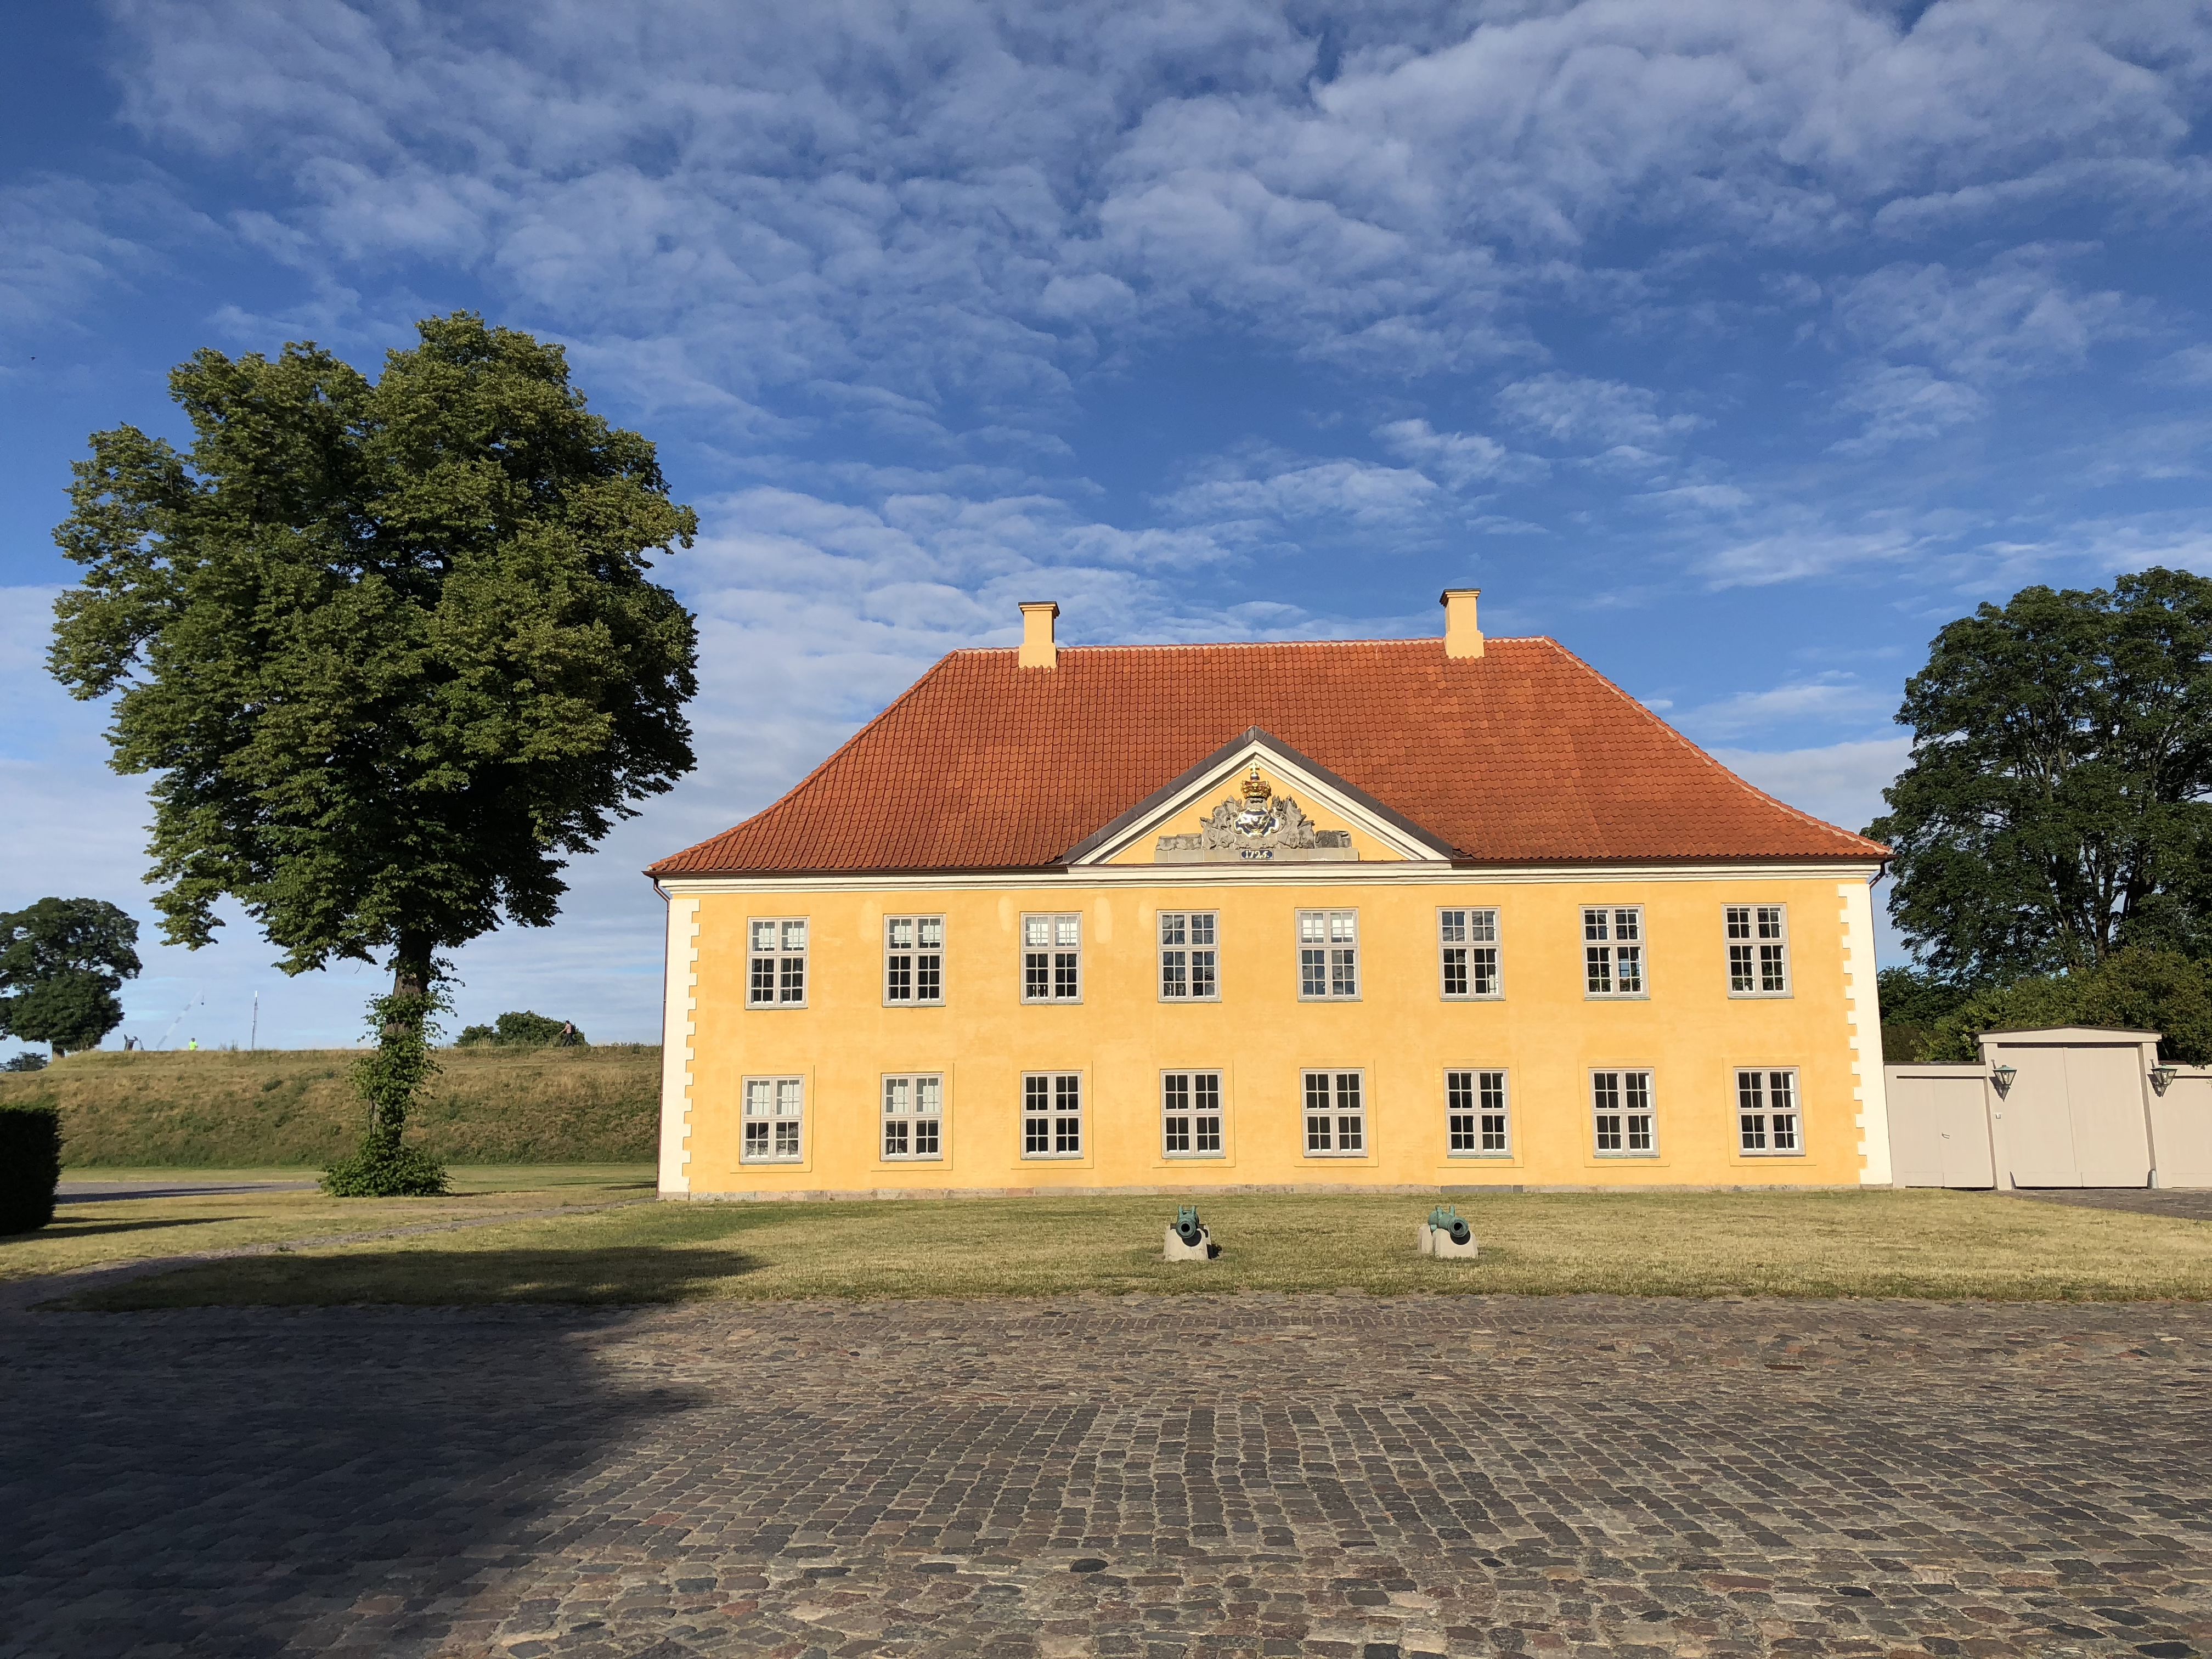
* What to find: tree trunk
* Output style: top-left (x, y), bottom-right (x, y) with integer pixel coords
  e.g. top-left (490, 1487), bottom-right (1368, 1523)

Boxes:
top-left (385, 929), bottom-right (434, 1037)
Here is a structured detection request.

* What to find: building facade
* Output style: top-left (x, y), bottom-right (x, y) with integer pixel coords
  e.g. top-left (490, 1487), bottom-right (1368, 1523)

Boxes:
top-left (648, 591), bottom-right (1893, 1198)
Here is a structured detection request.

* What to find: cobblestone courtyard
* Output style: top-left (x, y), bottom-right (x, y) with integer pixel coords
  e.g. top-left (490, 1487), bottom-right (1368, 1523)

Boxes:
top-left (4, 1295), bottom-right (2210, 1659)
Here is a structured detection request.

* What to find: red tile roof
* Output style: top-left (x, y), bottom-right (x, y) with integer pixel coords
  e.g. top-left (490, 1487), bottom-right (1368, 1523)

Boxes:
top-left (648, 637), bottom-right (1888, 875)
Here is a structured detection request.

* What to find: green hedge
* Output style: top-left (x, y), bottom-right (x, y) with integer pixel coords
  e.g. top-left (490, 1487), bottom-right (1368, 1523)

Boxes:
top-left (0, 1101), bottom-right (61, 1234)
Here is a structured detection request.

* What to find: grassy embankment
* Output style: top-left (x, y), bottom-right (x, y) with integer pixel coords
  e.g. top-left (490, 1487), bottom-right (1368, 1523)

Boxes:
top-left (49, 1187), bottom-right (2212, 1308)
top-left (0, 1044), bottom-right (661, 1167)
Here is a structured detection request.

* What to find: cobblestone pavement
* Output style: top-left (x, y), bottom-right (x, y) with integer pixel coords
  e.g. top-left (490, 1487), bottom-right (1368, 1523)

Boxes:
top-left (5, 1295), bottom-right (2210, 1659)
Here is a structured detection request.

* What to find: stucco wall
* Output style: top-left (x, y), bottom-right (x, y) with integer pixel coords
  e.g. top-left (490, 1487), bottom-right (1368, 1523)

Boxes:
top-left (662, 868), bottom-right (1872, 1197)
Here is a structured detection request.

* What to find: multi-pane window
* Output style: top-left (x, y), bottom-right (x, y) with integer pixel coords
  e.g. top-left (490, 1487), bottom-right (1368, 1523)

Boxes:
top-left (741, 1076), bottom-right (804, 1162)
top-left (1159, 912), bottom-right (1219, 1001)
top-left (1022, 914), bottom-right (1082, 1002)
top-left (1022, 1072), bottom-right (1083, 1156)
top-left (1161, 1071), bottom-right (1224, 1157)
top-left (1297, 911), bottom-right (1359, 1000)
top-left (881, 1074), bottom-right (944, 1159)
top-left (1302, 1069), bottom-right (1366, 1155)
top-left (748, 919), bottom-right (809, 1007)
top-left (1438, 909), bottom-right (1501, 999)
top-left (1737, 1069), bottom-right (1802, 1155)
top-left (1447, 1069), bottom-right (1510, 1155)
top-left (1725, 906), bottom-right (1790, 995)
top-left (1590, 1070), bottom-right (1656, 1156)
top-left (1583, 907), bottom-right (1646, 997)
top-left (884, 916), bottom-right (945, 1005)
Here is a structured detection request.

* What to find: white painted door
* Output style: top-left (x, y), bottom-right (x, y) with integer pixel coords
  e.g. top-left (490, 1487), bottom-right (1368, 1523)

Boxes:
top-left (2064, 1047), bottom-right (2151, 1187)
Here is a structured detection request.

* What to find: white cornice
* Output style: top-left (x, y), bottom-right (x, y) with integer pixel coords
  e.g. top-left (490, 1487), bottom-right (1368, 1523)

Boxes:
top-left (653, 859), bottom-right (1884, 895)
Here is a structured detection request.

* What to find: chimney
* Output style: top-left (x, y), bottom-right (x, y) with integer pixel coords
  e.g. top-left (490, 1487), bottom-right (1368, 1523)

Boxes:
top-left (1441, 588), bottom-right (1484, 659)
top-left (1018, 600), bottom-right (1060, 669)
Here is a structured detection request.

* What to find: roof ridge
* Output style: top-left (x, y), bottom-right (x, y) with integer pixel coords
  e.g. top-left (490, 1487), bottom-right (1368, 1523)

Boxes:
top-left (949, 635), bottom-right (1551, 654)
top-left (1536, 636), bottom-right (1887, 855)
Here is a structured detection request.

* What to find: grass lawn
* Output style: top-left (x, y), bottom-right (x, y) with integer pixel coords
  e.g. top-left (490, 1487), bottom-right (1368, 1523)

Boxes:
top-left (60, 1187), bottom-right (2212, 1310)
top-left (7, 1166), bottom-right (656, 1283)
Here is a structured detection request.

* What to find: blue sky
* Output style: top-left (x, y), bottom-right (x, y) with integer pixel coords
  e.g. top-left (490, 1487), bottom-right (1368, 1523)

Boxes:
top-left (4, 0), bottom-right (2210, 1048)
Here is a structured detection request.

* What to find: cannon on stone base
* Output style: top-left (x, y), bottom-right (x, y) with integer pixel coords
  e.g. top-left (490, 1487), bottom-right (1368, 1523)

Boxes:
top-left (1418, 1203), bottom-right (1479, 1259)
top-left (1164, 1204), bottom-right (1218, 1261)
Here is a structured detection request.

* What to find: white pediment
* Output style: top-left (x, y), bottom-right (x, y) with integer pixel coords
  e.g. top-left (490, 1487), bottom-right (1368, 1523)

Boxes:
top-left (1060, 729), bottom-right (1457, 867)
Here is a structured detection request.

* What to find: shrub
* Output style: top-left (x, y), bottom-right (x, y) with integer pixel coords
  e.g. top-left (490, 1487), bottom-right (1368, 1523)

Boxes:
top-left (455, 1010), bottom-right (586, 1048)
top-left (3, 1051), bottom-right (48, 1073)
top-left (1923, 947), bottom-right (2212, 1064)
top-left (0, 1100), bottom-right (62, 1234)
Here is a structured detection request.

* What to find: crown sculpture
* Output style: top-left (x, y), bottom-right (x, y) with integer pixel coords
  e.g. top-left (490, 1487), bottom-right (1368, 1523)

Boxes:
top-left (1157, 764), bottom-right (1356, 863)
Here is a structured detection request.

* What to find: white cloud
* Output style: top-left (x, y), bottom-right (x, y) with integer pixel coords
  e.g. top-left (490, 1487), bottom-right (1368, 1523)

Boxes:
top-left (1835, 247), bottom-right (2149, 382)
top-left (81, 0), bottom-right (2212, 416)
top-left (1159, 457), bottom-right (1441, 535)
top-left (1829, 363), bottom-right (1989, 455)
top-left (1711, 736), bottom-right (1912, 843)
top-left (1373, 418), bottom-right (1543, 487)
top-left (1677, 673), bottom-right (1890, 741)
top-left (1494, 374), bottom-right (1702, 449)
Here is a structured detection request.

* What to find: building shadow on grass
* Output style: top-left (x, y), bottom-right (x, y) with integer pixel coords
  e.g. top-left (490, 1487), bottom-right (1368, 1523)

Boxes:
top-left (19, 1212), bottom-right (251, 1242)
top-left (69, 1245), bottom-right (764, 1310)
top-left (1, 1267), bottom-right (744, 1656)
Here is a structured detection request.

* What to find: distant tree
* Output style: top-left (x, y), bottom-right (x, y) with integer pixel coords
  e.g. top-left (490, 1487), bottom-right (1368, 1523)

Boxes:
top-left (0, 897), bottom-right (142, 1057)
top-left (3, 1052), bottom-right (50, 1073)
top-left (48, 313), bottom-right (699, 1195)
top-left (1867, 569), bottom-right (2212, 986)
top-left (456, 1010), bottom-right (585, 1048)
top-left (1921, 947), bottom-right (2212, 1065)
top-left (1876, 965), bottom-right (1972, 1063)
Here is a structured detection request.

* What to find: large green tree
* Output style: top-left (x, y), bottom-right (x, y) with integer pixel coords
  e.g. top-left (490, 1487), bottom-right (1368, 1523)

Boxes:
top-left (0, 896), bottom-right (142, 1056)
top-left (1867, 568), bottom-right (2212, 986)
top-left (49, 313), bottom-right (699, 1193)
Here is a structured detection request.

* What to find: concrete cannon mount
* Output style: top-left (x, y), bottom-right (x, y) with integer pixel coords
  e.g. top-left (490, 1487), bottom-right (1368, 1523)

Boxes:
top-left (1418, 1221), bottom-right (1480, 1259)
top-left (1164, 1223), bottom-right (1217, 1261)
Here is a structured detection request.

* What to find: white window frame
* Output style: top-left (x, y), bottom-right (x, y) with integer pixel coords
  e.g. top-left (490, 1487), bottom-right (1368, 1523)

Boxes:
top-left (1438, 908), bottom-right (1502, 1000)
top-left (1297, 910), bottom-right (1360, 1001)
top-left (1158, 911), bottom-right (1220, 1002)
top-left (884, 915), bottom-right (946, 1007)
top-left (740, 1075), bottom-right (805, 1163)
top-left (1582, 906), bottom-right (1647, 999)
top-left (1302, 1068), bottom-right (1367, 1156)
top-left (1736, 1068), bottom-right (1803, 1156)
top-left (1021, 1071), bottom-right (1084, 1158)
top-left (1020, 913), bottom-right (1083, 1003)
top-left (1590, 1069), bottom-right (1657, 1158)
top-left (1446, 1068), bottom-right (1511, 1157)
top-left (1160, 1070), bottom-right (1224, 1159)
top-left (747, 918), bottom-right (809, 1008)
top-left (881, 1073), bottom-right (945, 1161)
top-left (1725, 905), bottom-right (1791, 997)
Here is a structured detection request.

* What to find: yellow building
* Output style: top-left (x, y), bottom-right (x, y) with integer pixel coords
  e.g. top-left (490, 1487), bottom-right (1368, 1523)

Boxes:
top-left (647, 591), bottom-right (1893, 1198)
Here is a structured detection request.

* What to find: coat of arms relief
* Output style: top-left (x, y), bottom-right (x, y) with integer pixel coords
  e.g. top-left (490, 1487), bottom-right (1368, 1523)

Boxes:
top-left (1155, 767), bottom-right (1356, 862)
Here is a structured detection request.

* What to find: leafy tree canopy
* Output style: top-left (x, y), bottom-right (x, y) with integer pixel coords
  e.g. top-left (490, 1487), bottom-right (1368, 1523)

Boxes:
top-left (1867, 568), bottom-right (2212, 986)
top-left (1875, 966), bottom-right (1971, 1030)
top-left (48, 312), bottom-right (701, 981)
top-left (0, 897), bottom-right (141, 1055)
top-left (1919, 946), bottom-right (2212, 1065)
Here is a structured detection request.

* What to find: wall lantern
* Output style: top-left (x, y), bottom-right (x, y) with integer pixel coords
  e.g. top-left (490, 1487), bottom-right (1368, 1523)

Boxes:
top-left (1990, 1062), bottom-right (2017, 1097)
top-left (2151, 1064), bottom-right (2179, 1097)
